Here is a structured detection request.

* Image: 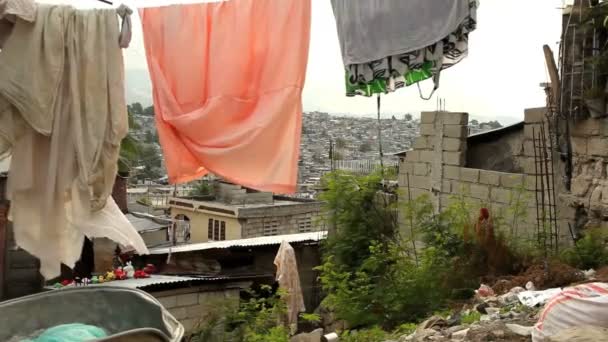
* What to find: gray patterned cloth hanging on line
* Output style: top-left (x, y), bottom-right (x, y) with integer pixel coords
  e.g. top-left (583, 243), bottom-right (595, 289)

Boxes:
top-left (331, 0), bottom-right (478, 97)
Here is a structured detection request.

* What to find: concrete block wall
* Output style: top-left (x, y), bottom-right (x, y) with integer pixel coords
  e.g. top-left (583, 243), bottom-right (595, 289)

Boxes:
top-left (399, 110), bottom-right (558, 239)
top-left (241, 210), bottom-right (324, 238)
top-left (153, 286), bottom-right (241, 335)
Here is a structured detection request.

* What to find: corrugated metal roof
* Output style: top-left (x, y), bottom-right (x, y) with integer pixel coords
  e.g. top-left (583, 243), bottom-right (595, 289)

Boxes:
top-left (467, 121), bottom-right (525, 142)
top-left (47, 274), bottom-right (266, 291)
top-left (91, 275), bottom-right (202, 289)
top-left (148, 231), bottom-right (327, 255)
top-left (126, 212), bottom-right (171, 233)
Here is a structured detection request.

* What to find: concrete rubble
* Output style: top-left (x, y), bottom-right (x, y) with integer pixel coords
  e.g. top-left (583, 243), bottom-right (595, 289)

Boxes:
top-left (380, 285), bottom-right (543, 342)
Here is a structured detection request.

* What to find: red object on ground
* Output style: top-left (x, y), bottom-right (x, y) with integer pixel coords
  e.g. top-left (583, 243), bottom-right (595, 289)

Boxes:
top-left (114, 269), bottom-right (126, 280)
top-left (61, 279), bottom-right (72, 286)
top-left (134, 270), bottom-right (150, 279)
top-left (143, 264), bottom-right (156, 274)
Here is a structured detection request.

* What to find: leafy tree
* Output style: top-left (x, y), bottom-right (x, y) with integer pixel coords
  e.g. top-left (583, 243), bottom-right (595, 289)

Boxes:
top-left (191, 181), bottom-right (213, 196)
top-left (470, 119), bottom-right (479, 126)
top-left (403, 113), bottom-right (413, 121)
top-left (118, 110), bottom-right (141, 174)
top-left (129, 102), bottom-right (144, 114)
top-left (319, 171), bottom-right (396, 273)
top-left (143, 105), bottom-right (155, 116)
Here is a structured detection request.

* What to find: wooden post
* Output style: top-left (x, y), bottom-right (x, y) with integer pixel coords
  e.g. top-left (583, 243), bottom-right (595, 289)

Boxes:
top-left (543, 45), bottom-right (561, 109)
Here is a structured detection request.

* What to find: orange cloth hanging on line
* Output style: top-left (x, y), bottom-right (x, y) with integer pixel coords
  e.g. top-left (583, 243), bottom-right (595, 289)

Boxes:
top-left (139, 0), bottom-right (311, 193)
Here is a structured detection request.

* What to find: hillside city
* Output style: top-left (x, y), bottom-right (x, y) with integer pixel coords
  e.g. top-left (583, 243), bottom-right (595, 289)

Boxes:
top-left (126, 105), bottom-right (503, 192)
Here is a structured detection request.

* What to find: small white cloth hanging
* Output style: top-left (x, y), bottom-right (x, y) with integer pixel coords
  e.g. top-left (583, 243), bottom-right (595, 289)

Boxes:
top-left (274, 241), bottom-right (306, 334)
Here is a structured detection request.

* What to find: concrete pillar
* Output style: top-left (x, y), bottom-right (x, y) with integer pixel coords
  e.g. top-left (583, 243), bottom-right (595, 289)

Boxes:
top-left (430, 112), bottom-right (469, 212)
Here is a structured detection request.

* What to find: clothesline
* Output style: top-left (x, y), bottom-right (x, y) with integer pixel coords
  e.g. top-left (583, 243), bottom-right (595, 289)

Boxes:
top-left (0, 0), bottom-right (477, 279)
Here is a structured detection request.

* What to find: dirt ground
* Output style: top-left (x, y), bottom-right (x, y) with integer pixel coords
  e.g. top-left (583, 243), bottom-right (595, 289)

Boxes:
top-left (490, 261), bottom-right (583, 294)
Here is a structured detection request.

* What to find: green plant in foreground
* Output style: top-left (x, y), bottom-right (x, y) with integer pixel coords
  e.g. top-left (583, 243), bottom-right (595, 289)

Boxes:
top-left (340, 326), bottom-right (394, 342)
top-left (560, 228), bottom-right (608, 269)
top-left (299, 313), bottom-right (321, 324)
top-left (461, 311), bottom-right (481, 325)
top-left (317, 171), bottom-right (532, 332)
top-left (394, 323), bottom-right (418, 336)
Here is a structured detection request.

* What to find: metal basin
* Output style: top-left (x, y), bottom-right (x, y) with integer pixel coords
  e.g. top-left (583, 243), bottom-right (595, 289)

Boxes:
top-left (0, 286), bottom-right (184, 341)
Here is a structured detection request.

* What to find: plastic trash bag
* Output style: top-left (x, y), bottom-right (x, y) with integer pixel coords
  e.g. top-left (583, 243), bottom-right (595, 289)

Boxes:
top-left (518, 288), bottom-right (562, 307)
top-left (532, 282), bottom-right (608, 341)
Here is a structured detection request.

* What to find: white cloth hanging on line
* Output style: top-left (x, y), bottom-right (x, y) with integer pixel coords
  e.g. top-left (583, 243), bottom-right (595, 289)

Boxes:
top-left (274, 241), bottom-right (306, 334)
top-left (0, 1), bottom-right (147, 278)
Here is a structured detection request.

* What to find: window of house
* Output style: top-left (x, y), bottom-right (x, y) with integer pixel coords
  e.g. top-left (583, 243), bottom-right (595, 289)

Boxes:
top-left (298, 217), bottom-right (313, 233)
top-left (208, 218), bottom-right (227, 241)
top-left (263, 219), bottom-right (279, 236)
top-left (208, 218), bottom-right (213, 239)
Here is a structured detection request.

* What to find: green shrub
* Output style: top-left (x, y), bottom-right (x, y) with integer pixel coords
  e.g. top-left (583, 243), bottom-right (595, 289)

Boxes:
top-left (340, 326), bottom-right (394, 342)
top-left (461, 311), bottom-right (481, 325)
top-left (394, 323), bottom-right (417, 336)
top-left (560, 228), bottom-right (608, 269)
top-left (190, 286), bottom-right (290, 342)
top-left (317, 171), bottom-right (529, 332)
top-left (299, 313), bottom-right (321, 324)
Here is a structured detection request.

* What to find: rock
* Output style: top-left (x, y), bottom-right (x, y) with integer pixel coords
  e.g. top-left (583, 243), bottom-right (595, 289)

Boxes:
top-left (491, 330), bottom-right (505, 338)
top-left (400, 332), bottom-right (415, 341)
top-left (485, 307), bottom-right (501, 316)
top-left (419, 315), bottom-right (448, 330)
top-left (290, 328), bottom-right (323, 342)
top-left (414, 328), bottom-right (438, 341)
top-left (506, 323), bottom-right (533, 337)
top-left (450, 328), bottom-right (470, 340)
top-left (480, 315), bottom-right (491, 322)
top-left (483, 296), bottom-right (500, 306)
top-left (547, 326), bottom-right (608, 342)
top-left (446, 325), bottom-right (467, 335)
top-left (446, 312), bottom-right (461, 327)
top-left (498, 292), bottom-right (519, 305)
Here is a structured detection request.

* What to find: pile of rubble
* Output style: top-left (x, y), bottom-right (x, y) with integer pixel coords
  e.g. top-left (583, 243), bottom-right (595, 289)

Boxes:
top-left (294, 266), bottom-right (608, 342)
top-left (392, 285), bottom-right (540, 342)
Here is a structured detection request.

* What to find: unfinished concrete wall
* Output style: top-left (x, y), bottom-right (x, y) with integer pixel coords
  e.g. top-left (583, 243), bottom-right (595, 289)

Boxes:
top-left (399, 109), bottom-right (565, 240)
top-left (152, 285), bottom-right (242, 335)
top-left (215, 182), bottom-right (273, 205)
top-left (239, 202), bottom-right (324, 238)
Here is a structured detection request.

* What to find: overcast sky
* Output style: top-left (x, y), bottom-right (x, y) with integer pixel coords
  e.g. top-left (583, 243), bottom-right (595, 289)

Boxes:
top-left (41, 0), bottom-right (564, 123)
